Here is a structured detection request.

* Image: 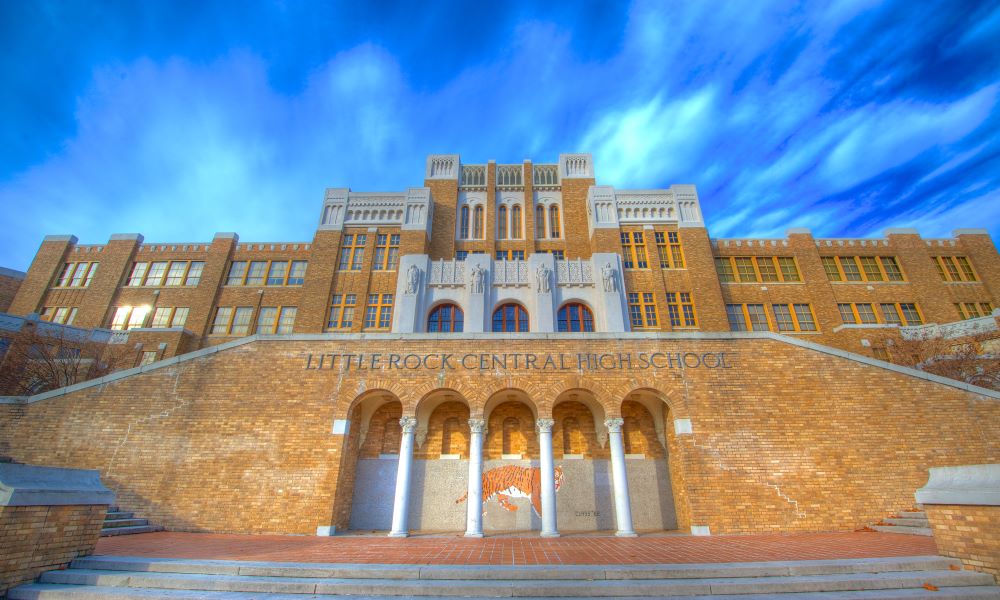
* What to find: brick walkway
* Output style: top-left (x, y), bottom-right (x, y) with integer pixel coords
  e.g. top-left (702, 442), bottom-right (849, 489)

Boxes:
top-left (95, 531), bottom-right (938, 565)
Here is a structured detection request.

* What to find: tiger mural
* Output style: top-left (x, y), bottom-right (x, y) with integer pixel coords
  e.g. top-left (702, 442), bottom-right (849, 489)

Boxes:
top-left (455, 465), bottom-right (564, 517)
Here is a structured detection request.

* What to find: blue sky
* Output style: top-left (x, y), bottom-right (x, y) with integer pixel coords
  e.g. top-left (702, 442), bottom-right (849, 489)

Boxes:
top-left (2, 0), bottom-right (999, 271)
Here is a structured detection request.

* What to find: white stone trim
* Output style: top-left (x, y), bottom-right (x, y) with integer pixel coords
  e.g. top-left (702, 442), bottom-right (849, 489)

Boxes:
top-left (915, 464), bottom-right (1000, 506)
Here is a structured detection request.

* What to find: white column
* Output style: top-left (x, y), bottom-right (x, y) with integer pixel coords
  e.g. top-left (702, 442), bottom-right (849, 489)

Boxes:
top-left (388, 416), bottom-right (418, 537)
top-left (464, 419), bottom-right (486, 537)
top-left (536, 418), bottom-right (559, 537)
top-left (605, 418), bottom-right (637, 537)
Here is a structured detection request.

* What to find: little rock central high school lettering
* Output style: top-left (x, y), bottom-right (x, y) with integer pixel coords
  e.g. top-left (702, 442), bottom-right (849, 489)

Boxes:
top-left (302, 351), bottom-right (736, 372)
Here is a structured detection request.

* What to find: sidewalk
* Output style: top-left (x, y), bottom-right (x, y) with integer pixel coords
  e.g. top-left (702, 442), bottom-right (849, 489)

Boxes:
top-left (95, 531), bottom-right (938, 565)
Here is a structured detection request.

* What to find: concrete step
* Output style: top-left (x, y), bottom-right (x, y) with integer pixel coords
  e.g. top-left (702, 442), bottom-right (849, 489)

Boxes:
top-left (871, 525), bottom-right (933, 536)
top-left (9, 583), bottom-right (1000, 599)
top-left (105, 511), bottom-right (136, 521)
top-left (883, 518), bottom-right (930, 527)
top-left (33, 566), bottom-right (999, 597)
top-left (99, 525), bottom-right (165, 537)
top-left (897, 511), bottom-right (926, 519)
top-left (103, 518), bottom-right (150, 529)
top-left (69, 555), bottom-right (963, 579)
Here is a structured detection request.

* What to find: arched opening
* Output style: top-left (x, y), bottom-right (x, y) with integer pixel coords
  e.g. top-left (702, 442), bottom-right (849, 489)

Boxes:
top-left (473, 206), bottom-right (484, 239)
top-left (498, 205), bottom-right (508, 239)
top-left (535, 205), bottom-right (546, 238)
top-left (549, 205), bottom-right (561, 238)
top-left (493, 303), bottom-right (529, 332)
top-left (557, 302), bottom-right (594, 332)
top-left (459, 206), bottom-right (470, 239)
top-left (409, 390), bottom-right (472, 531)
top-left (427, 303), bottom-right (464, 332)
top-left (345, 392), bottom-right (404, 531)
top-left (511, 205), bottom-right (522, 239)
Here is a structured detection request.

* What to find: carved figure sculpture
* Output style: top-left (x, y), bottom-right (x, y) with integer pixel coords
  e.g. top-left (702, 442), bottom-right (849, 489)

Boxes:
top-left (535, 263), bottom-right (551, 293)
top-left (602, 262), bottom-right (616, 292)
top-left (405, 264), bottom-right (420, 294)
top-left (455, 465), bottom-right (564, 516)
top-left (471, 264), bottom-right (485, 294)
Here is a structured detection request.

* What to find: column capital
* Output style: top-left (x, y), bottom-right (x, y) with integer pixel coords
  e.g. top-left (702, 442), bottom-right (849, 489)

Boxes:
top-left (399, 416), bottom-right (418, 433)
top-left (536, 418), bottom-right (555, 433)
top-left (468, 418), bottom-right (487, 433)
top-left (604, 418), bottom-right (624, 433)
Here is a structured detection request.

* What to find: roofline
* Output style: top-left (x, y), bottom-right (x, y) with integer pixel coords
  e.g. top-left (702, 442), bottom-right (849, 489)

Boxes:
top-left (2, 331), bottom-right (998, 404)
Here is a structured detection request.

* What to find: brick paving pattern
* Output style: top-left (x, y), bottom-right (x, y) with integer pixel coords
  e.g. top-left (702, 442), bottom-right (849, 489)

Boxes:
top-left (96, 531), bottom-right (938, 565)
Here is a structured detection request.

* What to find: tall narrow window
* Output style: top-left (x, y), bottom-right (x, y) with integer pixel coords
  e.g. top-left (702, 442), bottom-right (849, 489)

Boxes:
top-left (549, 205), bottom-right (560, 238)
top-left (502, 417), bottom-right (524, 456)
top-left (363, 294), bottom-right (393, 329)
top-left (442, 417), bottom-right (461, 455)
top-left (562, 417), bottom-right (583, 456)
top-left (327, 294), bottom-right (356, 330)
top-left (473, 206), bottom-right (484, 239)
top-left (498, 205), bottom-right (508, 239)
top-left (373, 234), bottom-right (400, 271)
top-left (460, 206), bottom-right (470, 239)
top-left (511, 205), bottom-right (522, 239)
top-left (338, 234), bottom-right (367, 270)
top-left (620, 232), bottom-right (648, 268)
top-left (535, 205), bottom-right (546, 238)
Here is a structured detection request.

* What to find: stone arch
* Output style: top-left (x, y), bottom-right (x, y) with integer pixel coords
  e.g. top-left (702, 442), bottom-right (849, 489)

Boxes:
top-left (345, 389), bottom-right (405, 455)
top-left (478, 380), bottom-right (546, 419)
top-left (343, 379), bottom-right (414, 417)
top-left (607, 380), bottom-right (688, 419)
top-left (483, 388), bottom-right (539, 460)
top-left (551, 386), bottom-right (610, 450)
top-left (542, 376), bottom-right (615, 414)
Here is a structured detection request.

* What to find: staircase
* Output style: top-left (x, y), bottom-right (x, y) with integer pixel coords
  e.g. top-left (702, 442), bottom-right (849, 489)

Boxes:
top-left (9, 555), bottom-right (1000, 598)
top-left (100, 506), bottom-right (163, 537)
top-left (871, 507), bottom-right (933, 537)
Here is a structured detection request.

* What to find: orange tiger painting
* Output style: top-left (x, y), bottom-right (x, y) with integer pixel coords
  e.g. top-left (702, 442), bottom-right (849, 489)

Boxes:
top-left (455, 465), bottom-right (564, 516)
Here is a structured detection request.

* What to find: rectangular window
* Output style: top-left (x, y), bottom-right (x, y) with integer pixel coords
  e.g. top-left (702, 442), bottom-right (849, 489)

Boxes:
top-left (859, 257), bottom-right (883, 282)
top-left (627, 293), bottom-right (658, 329)
top-left (165, 262), bottom-right (187, 286)
top-left (620, 231), bottom-right (648, 269)
top-left (226, 261), bottom-right (248, 285)
top-left (880, 303), bottom-right (902, 325)
top-left (856, 303), bottom-right (877, 324)
top-left (171, 307), bottom-right (188, 328)
top-left (771, 304), bottom-right (795, 331)
top-left (230, 307), bottom-right (253, 335)
top-left (654, 231), bottom-right (685, 268)
top-left (145, 262), bottom-right (168, 286)
top-left (184, 262), bottom-right (204, 286)
top-left (935, 256), bottom-right (977, 282)
top-left (276, 307), bottom-right (296, 334)
top-left (793, 304), bottom-right (816, 331)
top-left (746, 304), bottom-right (769, 331)
top-left (246, 261), bottom-right (267, 285)
top-left (455, 251), bottom-right (468, 261)
top-left (756, 257), bottom-right (779, 282)
top-left (838, 303), bottom-right (857, 324)
top-left (287, 261), bottom-right (307, 285)
top-left (339, 234), bottom-right (367, 270)
top-left (56, 263), bottom-right (75, 287)
top-left (880, 257), bottom-right (903, 281)
top-left (257, 307), bottom-right (278, 334)
top-left (840, 303), bottom-right (880, 324)
top-left (551, 250), bottom-right (564, 260)
top-left (726, 304), bottom-right (747, 331)
top-left (364, 294), bottom-right (393, 329)
top-left (899, 303), bottom-right (922, 325)
top-left (110, 307), bottom-right (130, 330)
top-left (211, 307), bottom-right (233, 334)
top-left (373, 234), bottom-right (400, 271)
top-left (328, 294), bottom-right (356, 330)
top-left (127, 262), bottom-right (149, 286)
top-left (715, 258), bottom-right (735, 282)
top-left (666, 292), bottom-right (697, 327)
top-left (734, 257), bottom-right (757, 282)
top-left (59, 262), bottom-right (97, 288)
top-left (126, 306), bottom-right (150, 329)
top-left (822, 257), bottom-right (841, 281)
top-left (777, 257), bottom-right (800, 282)
top-left (140, 351), bottom-right (157, 366)
top-left (151, 307), bottom-right (172, 328)
top-left (266, 261), bottom-right (287, 286)
top-left (839, 257), bottom-right (862, 281)
top-left (69, 263), bottom-right (88, 287)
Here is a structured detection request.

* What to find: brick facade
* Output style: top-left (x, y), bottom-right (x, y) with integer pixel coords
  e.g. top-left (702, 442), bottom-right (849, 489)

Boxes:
top-left (0, 504), bottom-right (105, 595)
top-left (925, 505), bottom-right (1000, 578)
top-left (0, 268), bottom-right (25, 313)
top-left (0, 334), bottom-right (996, 535)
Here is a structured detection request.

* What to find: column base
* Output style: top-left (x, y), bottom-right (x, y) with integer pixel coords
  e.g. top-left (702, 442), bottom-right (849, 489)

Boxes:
top-left (464, 532), bottom-right (484, 538)
top-left (387, 531), bottom-right (409, 538)
top-left (540, 531), bottom-right (561, 538)
top-left (615, 531), bottom-right (638, 537)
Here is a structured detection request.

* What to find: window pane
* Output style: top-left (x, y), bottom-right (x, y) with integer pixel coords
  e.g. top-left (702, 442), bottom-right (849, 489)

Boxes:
top-left (838, 304), bottom-right (856, 324)
top-left (746, 304), bottom-right (768, 331)
top-left (151, 307), bottom-right (172, 328)
top-left (715, 258), bottom-right (735, 282)
top-left (165, 262), bottom-right (187, 286)
top-left (227, 261), bottom-right (247, 285)
top-left (899, 303), bottom-right (921, 325)
top-left (277, 307), bottom-right (296, 334)
top-left (257, 307), bottom-right (278, 334)
top-left (822, 257), bottom-right (841, 281)
top-left (288, 261), bottom-right (307, 284)
top-left (171, 307), bottom-right (189, 328)
top-left (778, 257), bottom-right (800, 282)
top-left (231, 307), bottom-right (253, 335)
top-left (840, 257), bottom-right (862, 281)
top-left (879, 257), bottom-right (903, 281)
top-left (246, 261), bottom-right (267, 285)
top-left (266, 261), bottom-right (288, 285)
top-left (772, 304), bottom-right (794, 331)
top-left (185, 262), bottom-right (204, 285)
top-left (146, 262), bottom-right (168, 286)
top-left (880, 303), bottom-right (901, 325)
top-left (127, 306), bottom-right (149, 329)
top-left (856, 303), bottom-right (877, 324)
top-left (735, 257), bottom-right (756, 282)
top-left (757, 257), bottom-right (779, 282)
top-left (726, 305), bottom-right (746, 331)
top-left (860, 257), bottom-right (882, 281)
top-left (212, 307), bottom-right (233, 334)
top-left (111, 307), bottom-right (130, 330)
top-left (793, 305), bottom-right (816, 331)
top-left (128, 262), bottom-right (149, 286)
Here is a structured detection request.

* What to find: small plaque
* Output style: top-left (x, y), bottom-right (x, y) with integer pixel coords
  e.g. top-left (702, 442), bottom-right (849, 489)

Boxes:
top-left (332, 419), bottom-right (350, 435)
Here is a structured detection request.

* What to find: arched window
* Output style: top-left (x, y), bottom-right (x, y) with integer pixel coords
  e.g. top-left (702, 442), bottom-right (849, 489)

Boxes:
top-left (535, 205), bottom-right (546, 238)
top-left (460, 206), bottom-right (470, 239)
top-left (557, 302), bottom-right (594, 332)
top-left (473, 206), bottom-right (484, 239)
top-left (498, 205), bottom-right (508, 239)
top-left (492, 303), bottom-right (529, 332)
top-left (511, 205), bottom-right (522, 239)
top-left (549, 205), bottom-right (561, 238)
top-left (428, 303), bottom-right (464, 332)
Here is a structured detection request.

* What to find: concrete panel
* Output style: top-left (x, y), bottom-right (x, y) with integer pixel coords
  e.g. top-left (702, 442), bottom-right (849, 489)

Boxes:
top-left (348, 459), bottom-right (398, 531)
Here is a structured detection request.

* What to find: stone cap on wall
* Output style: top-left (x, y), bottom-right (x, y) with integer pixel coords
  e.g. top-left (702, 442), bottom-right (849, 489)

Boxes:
top-left (0, 463), bottom-right (115, 507)
top-left (915, 464), bottom-right (1000, 506)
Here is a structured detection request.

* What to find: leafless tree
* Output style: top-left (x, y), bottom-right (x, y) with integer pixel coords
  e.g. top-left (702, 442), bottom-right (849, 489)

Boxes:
top-left (0, 322), bottom-right (136, 396)
top-left (872, 331), bottom-right (1000, 391)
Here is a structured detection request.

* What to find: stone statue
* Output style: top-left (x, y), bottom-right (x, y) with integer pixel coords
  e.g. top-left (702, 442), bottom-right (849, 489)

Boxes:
top-left (405, 264), bottom-right (420, 294)
top-left (535, 263), bottom-right (551, 293)
top-left (602, 262), bottom-right (616, 292)
top-left (470, 264), bottom-right (485, 294)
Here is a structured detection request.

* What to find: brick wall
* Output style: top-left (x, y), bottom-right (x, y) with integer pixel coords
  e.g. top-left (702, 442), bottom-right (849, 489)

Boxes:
top-left (0, 335), bottom-right (996, 536)
top-left (0, 504), bottom-right (105, 595)
top-left (925, 504), bottom-right (1000, 579)
top-left (0, 271), bottom-right (24, 313)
